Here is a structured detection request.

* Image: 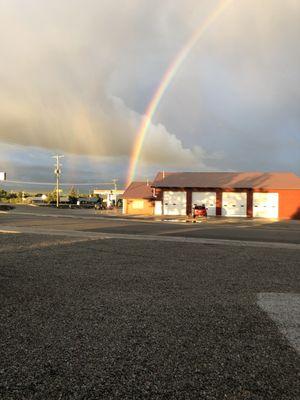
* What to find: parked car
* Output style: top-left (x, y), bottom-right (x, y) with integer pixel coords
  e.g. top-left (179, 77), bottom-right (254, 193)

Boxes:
top-left (193, 204), bottom-right (207, 218)
top-left (77, 200), bottom-right (95, 209)
top-left (94, 203), bottom-right (105, 210)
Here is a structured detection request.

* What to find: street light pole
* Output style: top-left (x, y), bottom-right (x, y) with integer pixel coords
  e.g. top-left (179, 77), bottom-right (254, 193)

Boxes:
top-left (53, 155), bottom-right (64, 208)
top-left (112, 179), bottom-right (118, 208)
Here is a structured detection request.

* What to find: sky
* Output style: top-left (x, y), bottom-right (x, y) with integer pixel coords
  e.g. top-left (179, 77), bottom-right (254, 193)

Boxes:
top-left (0, 0), bottom-right (300, 191)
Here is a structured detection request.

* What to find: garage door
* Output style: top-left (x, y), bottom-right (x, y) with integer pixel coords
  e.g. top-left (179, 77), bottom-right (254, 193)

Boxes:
top-left (253, 193), bottom-right (278, 218)
top-left (222, 192), bottom-right (247, 217)
top-left (192, 192), bottom-right (216, 216)
top-left (163, 191), bottom-right (186, 215)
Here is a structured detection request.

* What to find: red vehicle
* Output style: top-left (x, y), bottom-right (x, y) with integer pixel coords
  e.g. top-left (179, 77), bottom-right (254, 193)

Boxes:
top-left (193, 204), bottom-right (207, 218)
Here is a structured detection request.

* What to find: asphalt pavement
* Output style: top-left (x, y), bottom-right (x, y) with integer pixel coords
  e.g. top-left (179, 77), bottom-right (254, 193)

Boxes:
top-left (0, 206), bottom-right (299, 399)
top-left (1, 205), bottom-right (300, 245)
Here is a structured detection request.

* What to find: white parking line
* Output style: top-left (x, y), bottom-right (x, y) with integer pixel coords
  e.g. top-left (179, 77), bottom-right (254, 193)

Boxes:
top-left (0, 229), bottom-right (20, 234)
top-left (5, 210), bottom-right (300, 231)
top-left (1, 225), bottom-right (300, 250)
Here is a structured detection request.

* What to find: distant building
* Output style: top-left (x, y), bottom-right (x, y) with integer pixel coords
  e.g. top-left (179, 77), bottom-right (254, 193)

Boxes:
top-left (93, 189), bottom-right (124, 207)
top-left (151, 171), bottom-right (300, 219)
top-left (122, 172), bottom-right (300, 219)
top-left (25, 194), bottom-right (48, 204)
top-left (122, 181), bottom-right (155, 215)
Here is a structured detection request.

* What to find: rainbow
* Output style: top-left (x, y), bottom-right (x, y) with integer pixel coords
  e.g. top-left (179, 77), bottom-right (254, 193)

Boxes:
top-left (126, 0), bottom-right (233, 187)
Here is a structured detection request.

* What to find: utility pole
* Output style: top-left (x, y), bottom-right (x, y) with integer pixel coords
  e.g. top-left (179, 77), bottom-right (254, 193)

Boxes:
top-left (111, 179), bottom-right (118, 208)
top-left (52, 155), bottom-right (64, 208)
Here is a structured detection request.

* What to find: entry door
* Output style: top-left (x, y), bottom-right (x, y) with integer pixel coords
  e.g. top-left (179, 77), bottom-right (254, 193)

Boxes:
top-left (163, 191), bottom-right (186, 215)
top-left (222, 192), bottom-right (247, 217)
top-left (192, 192), bottom-right (216, 216)
top-left (154, 201), bottom-right (162, 215)
top-left (253, 193), bottom-right (278, 218)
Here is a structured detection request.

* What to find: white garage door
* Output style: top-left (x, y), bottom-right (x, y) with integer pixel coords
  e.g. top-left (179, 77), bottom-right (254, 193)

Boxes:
top-left (192, 192), bottom-right (216, 216)
top-left (222, 192), bottom-right (247, 217)
top-left (253, 193), bottom-right (278, 218)
top-left (163, 191), bottom-right (186, 215)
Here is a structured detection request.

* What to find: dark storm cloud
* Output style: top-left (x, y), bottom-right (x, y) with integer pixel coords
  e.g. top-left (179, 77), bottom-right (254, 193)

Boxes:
top-left (0, 0), bottom-right (299, 180)
top-left (0, 0), bottom-right (215, 171)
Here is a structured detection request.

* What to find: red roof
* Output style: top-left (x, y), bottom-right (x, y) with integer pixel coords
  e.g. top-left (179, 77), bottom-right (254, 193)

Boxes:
top-left (122, 181), bottom-right (154, 199)
top-left (152, 172), bottom-right (300, 190)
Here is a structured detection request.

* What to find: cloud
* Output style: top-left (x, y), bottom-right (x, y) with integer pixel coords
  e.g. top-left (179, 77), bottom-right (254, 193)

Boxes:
top-left (0, 0), bottom-right (214, 175)
top-left (0, 0), bottom-right (300, 184)
top-left (153, 0), bottom-right (300, 173)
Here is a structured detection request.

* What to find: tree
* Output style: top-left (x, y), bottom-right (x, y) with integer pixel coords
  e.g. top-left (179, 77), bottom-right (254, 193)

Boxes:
top-left (46, 190), bottom-right (57, 204)
top-left (6, 192), bottom-right (17, 200)
top-left (68, 186), bottom-right (78, 204)
top-left (0, 189), bottom-right (8, 199)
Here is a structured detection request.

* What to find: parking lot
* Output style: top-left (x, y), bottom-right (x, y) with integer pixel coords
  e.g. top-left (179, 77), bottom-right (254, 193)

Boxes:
top-left (1, 205), bottom-right (300, 244)
top-left (0, 205), bottom-right (299, 399)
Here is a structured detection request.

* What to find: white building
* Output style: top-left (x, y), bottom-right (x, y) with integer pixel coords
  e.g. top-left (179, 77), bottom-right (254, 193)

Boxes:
top-left (93, 189), bottom-right (124, 207)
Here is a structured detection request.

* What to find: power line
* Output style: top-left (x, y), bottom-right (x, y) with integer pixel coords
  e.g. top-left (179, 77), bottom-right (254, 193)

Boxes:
top-left (4, 180), bottom-right (116, 186)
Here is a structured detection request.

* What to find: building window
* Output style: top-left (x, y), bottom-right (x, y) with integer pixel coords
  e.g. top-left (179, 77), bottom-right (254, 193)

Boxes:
top-left (132, 200), bottom-right (144, 209)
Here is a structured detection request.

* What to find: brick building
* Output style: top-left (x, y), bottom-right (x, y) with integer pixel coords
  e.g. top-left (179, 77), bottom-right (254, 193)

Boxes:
top-left (122, 181), bottom-right (155, 215)
top-left (151, 172), bottom-right (300, 219)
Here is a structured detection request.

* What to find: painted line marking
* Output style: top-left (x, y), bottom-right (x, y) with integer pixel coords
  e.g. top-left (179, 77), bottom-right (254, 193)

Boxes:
top-left (0, 229), bottom-right (20, 234)
top-left (157, 226), bottom-right (209, 235)
top-left (5, 210), bottom-right (300, 231)
top-left (258, 293), bottom-right (300, 354)
top-left (0, 226), bottom-right (300, 250)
